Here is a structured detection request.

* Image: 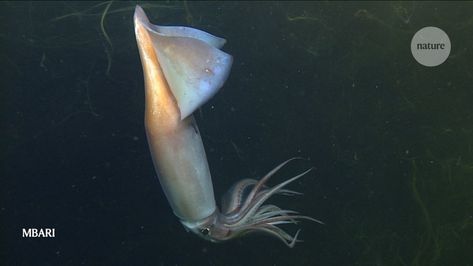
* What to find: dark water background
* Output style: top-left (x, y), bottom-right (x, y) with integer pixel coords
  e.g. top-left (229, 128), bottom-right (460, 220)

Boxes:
top-left (1, 1), bottom-right (473, 265)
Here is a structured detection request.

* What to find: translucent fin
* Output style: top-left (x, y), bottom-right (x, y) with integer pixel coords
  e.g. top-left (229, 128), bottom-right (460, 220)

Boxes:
top-left (135, 5), bottom-right (233, 119)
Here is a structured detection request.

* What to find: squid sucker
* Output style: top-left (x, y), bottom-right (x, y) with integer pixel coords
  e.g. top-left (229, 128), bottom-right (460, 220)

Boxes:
top-left (134, 5), bottom-right (323, 247)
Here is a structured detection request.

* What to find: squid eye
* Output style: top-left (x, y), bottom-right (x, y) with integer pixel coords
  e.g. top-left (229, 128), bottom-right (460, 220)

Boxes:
top-left (200, 227), bottom-right (210, 236)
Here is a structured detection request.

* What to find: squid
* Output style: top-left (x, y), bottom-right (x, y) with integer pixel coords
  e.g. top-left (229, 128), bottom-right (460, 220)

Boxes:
top-left (133, 5), bottom-right (322, 247)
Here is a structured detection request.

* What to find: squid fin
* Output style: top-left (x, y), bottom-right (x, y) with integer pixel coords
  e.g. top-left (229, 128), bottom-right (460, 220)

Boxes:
top-left (135, 6), bottom-right (233, 119)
